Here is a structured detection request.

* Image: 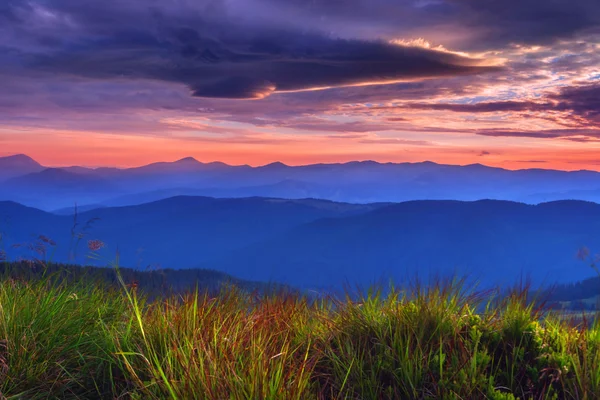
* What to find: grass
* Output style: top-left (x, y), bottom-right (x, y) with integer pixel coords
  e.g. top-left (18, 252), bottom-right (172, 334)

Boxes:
top-left (0, 272), bottom-right (599, 399)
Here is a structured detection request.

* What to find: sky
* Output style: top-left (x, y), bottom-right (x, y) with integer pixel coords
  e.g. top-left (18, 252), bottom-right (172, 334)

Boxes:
top-left (1, 0), bottom-right (600, 170)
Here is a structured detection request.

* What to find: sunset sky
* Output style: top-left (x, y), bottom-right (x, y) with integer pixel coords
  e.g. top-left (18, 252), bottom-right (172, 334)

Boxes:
top-left (1, 0), bottom-right (599, 170)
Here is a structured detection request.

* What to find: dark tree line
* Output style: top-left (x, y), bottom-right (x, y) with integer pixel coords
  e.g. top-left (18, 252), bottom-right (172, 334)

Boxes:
top-left (0, 261), bottom-right (288, 299)
top-left (545, 276), bottom-right (600, 308)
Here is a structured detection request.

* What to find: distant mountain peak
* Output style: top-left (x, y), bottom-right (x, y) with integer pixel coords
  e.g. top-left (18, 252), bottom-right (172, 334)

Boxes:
top-left (172, 157), bottom-right (232, 169)
top-left (262, 161), bottom-right (288, 168)
top-left (205, 161), bottom-right (229, 167)
top-left (465, 163), bottom-right (488, 168)
top-left (345, 160), bottom-right (381, 166)
top-left (0, 154), bottom-right (45, 181)
top-left (0, 153), bottom-right (42, 166)
top-left (175, 157), bottom-right (201, 164)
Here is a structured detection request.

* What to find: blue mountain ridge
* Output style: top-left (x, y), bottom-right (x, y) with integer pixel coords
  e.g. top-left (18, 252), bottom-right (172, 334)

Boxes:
top-left (1, 196), bottom-right (598, 290)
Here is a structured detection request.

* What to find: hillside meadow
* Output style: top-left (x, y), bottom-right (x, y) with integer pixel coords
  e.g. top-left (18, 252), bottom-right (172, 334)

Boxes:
top-left (1, 264), bottom-right (599, 399)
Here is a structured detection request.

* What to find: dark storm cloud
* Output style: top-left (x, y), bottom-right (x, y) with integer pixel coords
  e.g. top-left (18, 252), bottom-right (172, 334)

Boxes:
top-left (445, 0), bottom-right (600, 47)
top-left (0, 0), bottom-right (497, 100)
top-left (406, 101), bottom-right (550, 113)
top-left (553, 83), bottom-right (600, 125)
top-left (403, 82), bottom-right (600, 128)
top-left (259, 0), bottom-right (600, 49)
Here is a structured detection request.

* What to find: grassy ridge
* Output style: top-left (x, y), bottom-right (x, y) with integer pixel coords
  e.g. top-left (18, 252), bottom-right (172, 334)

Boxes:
top-left (0, 273), bottom-right (599, 399)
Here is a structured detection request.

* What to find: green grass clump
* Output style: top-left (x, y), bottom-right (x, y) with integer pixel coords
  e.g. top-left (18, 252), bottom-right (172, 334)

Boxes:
top-left (0, 277), bottom-right (131, 398)
top-left (0, 272), bottom-right (599, 399)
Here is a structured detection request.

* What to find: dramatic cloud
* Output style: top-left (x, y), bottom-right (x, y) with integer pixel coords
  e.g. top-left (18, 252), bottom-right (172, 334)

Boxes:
top-left (0, 0), bottom-right (497, 99)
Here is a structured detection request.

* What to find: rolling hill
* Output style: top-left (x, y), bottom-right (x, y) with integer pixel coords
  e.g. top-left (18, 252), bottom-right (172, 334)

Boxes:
top-left (0, 196), bottom-right (383, 271)
top-left (203, 200), bottom-right (600, 289)
top-left (1, 196), bottom-right (599, 290)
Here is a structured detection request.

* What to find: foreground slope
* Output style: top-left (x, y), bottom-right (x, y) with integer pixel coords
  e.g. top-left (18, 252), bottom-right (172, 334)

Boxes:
top-left (1, 274), bottom-right (599, 399)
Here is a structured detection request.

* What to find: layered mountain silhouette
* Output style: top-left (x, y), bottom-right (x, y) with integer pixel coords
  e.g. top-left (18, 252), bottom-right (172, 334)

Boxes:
top-left (0, 154), bottom-right (44, 181)
top-left (0, 197), bottom-right (598, 289)
top-left (1, 154), bottom-right (600, 210)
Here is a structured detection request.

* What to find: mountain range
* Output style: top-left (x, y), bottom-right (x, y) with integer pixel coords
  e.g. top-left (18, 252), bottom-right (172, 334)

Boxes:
top-left (0, 196), bottom-right (598, 290)
top-left (1, 154), bottom-right (600, 211)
